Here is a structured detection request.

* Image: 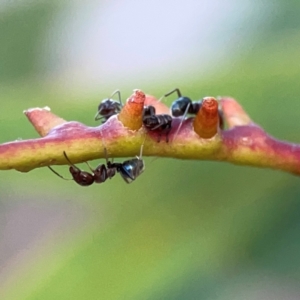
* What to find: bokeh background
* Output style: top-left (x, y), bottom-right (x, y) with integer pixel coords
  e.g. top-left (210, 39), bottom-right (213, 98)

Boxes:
top-left (1, 1), bottom-right (300, 299)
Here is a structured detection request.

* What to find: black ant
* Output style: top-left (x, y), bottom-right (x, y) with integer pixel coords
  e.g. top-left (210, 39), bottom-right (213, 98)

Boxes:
top-left (48, 145), bottom-right (145, 186)
top-left (161, 88), bottom-right (224, 130)
top-left (94, 90), bottom-right (123, 123)
top-left (142, 105), bottom-right (173, 143)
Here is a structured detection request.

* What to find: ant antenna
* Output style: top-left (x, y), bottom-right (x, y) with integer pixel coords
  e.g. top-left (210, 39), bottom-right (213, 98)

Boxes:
top-left (165, 88), bottom-right (182, 98)
top-left (110, 89), bottom-right (122, 106)
top-left (157, 95), bottom-right (165, 103)
top-left (158, 88), bottom-right (182, 102)
top-left (99, 126), bottom-right (109, 161)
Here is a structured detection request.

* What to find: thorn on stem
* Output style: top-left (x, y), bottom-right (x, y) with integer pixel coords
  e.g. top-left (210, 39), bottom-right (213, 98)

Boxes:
top-left (219, 97), bottom-right (253, 128)
top-left (118, 89), bottom-right (146, 130)
top-left (24, 107), bottom-right (67, 137)
top-left (193, 97), bottom-right (219, 139)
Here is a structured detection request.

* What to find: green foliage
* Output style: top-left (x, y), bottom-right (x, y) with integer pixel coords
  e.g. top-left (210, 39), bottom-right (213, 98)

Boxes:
top-left (1, 2), bottom-right (300, 299)
top-left (0, 3), bottom-right (58, 81)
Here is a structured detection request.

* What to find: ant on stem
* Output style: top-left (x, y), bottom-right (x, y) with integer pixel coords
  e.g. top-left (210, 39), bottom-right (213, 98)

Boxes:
top-left (160, 88), bottom-right (224, 130)
top-left (48, 143), bottom-right (145, 186)
top-left (94, 90), bottom-right (123, 123)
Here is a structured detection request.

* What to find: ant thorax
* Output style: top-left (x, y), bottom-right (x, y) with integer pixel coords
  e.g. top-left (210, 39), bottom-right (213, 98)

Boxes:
top-left (142, 105), bottom-right (173, 143)
top-left (117, 158), bottom-right (145, 183)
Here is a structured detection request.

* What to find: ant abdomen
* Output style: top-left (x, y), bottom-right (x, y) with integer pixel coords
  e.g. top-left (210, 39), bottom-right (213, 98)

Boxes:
top-left (69, 166), bottom-right (95, 186)
top-left (143, 105), bottom-right (156, 118)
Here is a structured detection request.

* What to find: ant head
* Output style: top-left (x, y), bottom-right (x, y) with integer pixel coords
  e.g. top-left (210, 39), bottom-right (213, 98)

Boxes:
top-left (95, 99), bottom-right (122, 121)
top-left (95, 90), bottom-right (122, 121)
top-left (171, 97), bottom-right (192, 117)
top-left (97, 98), bottom-right (115, 110)
top-left (118, 139), bottom-right (145, 183)
top-left (119, 158), bottom-right (145, 183)
top-left (143, 105), bottom-right (156, 118)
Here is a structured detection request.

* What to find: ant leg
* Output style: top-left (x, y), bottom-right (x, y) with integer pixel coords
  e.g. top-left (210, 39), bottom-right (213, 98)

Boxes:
top-left (218, 108), bottom-right (225, 130)
top-left (48, 166), bottom-right (72, 180)
top-left (134, 136), bottom-right (146, 178)
top-left (85, 161), bottom-right (95, 173)
top-left (104, 146), bottom-right (115, 166)
top-left (103, 147), bottom-right (110, 165)
top-left (63, 151), bottom-right (81, 172)
top-left (138, 140), bottom-right (145, 159)
top-left (99, 127), bottom-right (114, 166)
top-left (157, 132), bottom-right (162, 143)
top-left (151, 122), bottom-right (163, 131)
top-left (164, 125), bottom-right (172, 143)
top-left (94, 111), bottom-right (103, 122)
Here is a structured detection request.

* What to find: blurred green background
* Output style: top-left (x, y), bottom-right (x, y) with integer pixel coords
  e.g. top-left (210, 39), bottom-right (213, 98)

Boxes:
top-left (1, 1), bottom-right (300, 299)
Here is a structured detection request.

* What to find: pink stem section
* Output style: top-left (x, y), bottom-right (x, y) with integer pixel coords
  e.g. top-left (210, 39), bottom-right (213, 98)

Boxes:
top-left (220, 125), bottom-right (300, 175)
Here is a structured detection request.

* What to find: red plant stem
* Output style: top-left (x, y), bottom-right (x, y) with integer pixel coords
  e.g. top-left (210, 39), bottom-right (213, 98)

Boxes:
top-left (0, 118), bottom-right (300, 175)
top-left (0, 94), bottom-right (299, 176)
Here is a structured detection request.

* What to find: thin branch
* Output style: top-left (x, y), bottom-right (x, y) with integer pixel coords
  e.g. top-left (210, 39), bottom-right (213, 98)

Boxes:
top-left (0, 90), bottom-right (300, 176)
